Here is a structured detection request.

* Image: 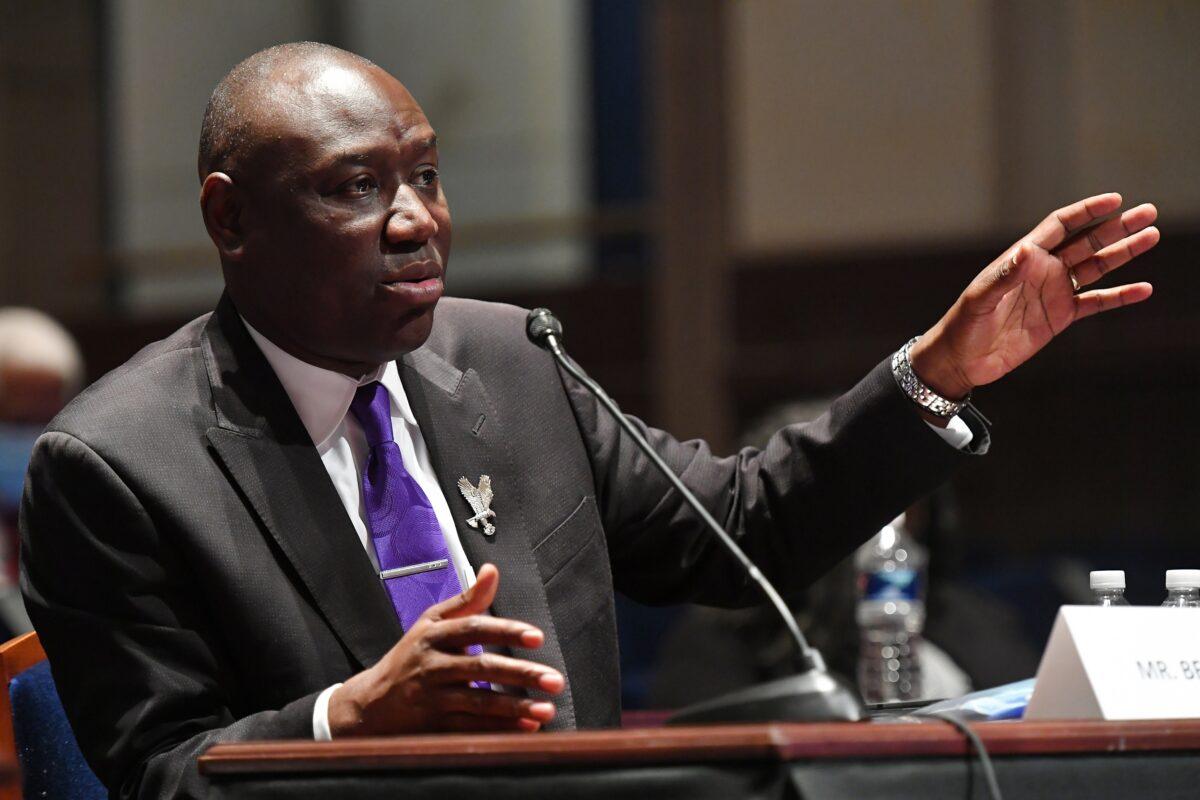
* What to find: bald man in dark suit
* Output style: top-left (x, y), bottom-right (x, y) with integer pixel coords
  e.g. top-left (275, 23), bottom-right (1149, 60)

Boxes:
top-left (20, 42), bottom-right (1160, 798)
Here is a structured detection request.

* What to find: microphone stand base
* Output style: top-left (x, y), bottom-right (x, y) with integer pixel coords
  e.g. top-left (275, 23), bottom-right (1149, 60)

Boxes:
top-left (665, 671), bottom-right (867, 725)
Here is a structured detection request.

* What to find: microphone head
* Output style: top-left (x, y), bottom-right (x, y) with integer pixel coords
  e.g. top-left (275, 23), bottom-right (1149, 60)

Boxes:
top-left (526, 307), bottom-right (563, 348)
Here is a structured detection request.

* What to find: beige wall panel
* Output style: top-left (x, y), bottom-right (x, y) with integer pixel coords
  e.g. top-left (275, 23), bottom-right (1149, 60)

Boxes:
top-left (1069, 0), bottom-right (1200, 223)
top-left (728, 1), bottom-right (998, 254)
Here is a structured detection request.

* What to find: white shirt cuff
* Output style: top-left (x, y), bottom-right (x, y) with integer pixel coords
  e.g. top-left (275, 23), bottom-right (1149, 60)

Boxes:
top-left (312, 682), bottom-right (343, 741)
top-left (926, 414), bottom-right (973, 450)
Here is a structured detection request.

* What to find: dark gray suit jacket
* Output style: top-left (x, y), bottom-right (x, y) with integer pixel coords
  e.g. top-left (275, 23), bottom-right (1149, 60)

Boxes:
top-left (20, 294), bottom-right (982, 798)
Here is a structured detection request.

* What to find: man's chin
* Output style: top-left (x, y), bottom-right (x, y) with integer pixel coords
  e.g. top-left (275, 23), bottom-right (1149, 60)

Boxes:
top-left (381, 303), bottom-right (438, 358)
top-left (332, 303), bottom-right (438, 372)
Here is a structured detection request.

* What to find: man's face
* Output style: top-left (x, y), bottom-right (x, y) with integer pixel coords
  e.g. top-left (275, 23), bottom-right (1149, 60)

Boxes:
top-left (229, 62), bottom-right (451, 374)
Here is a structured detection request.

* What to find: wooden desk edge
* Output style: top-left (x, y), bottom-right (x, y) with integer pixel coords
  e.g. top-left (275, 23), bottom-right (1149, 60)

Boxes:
top-left (199, 719), bottom-right (1200, 776)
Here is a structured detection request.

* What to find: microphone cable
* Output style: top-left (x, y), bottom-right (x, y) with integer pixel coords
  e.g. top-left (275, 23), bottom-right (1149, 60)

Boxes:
top-left (526, 306), bottom-right (826, 673)
top-left (922, 710), bottom-right (1005, 800)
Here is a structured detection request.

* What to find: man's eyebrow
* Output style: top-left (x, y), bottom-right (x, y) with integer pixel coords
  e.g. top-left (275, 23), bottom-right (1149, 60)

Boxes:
top-left (318, 151), bottom-right (372, 169)
top-left (316, 134), bottom-right (437, 171)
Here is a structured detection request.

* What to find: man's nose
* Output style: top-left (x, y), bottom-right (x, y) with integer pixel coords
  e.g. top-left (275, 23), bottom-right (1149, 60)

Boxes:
top-left (385, 186), bottom-right (438, 246)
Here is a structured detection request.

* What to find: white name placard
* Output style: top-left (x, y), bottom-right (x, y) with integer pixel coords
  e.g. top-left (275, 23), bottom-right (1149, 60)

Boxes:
top-left (1026, 605), bottom-right (1200, 720)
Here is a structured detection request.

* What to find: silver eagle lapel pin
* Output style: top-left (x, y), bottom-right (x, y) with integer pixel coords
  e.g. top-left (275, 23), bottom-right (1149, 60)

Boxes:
top-left (457, 475), bottom-right (497, 536)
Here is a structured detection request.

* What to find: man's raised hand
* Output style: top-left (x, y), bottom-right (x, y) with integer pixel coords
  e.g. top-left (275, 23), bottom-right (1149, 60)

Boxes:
top-left (909, 193), bottom-right (1159, 401)
top-left (328, 564), bottom-right (564, 736)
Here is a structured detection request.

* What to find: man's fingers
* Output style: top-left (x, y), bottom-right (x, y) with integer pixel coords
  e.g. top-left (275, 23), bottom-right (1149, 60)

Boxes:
top-left (427, 563), bottom-right (499, 621)
top-left (1070, 226), bottom-right (1160, 288)
top-left (430, 651), bottom-right (565, 693)
top-left (1056, 203), bottom-right (1158, 268)
top-left (1073, 283), bottom-right (1153, 322)
top-left (1029, 192), bottom-right (1123, 251)
top-left (427, 615), bottom-right (545, 650)
top-left (437, 688), bottom-right (557, 722)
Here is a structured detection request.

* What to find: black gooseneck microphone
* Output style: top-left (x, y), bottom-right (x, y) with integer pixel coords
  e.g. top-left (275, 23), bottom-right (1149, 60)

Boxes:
top-left (526, 307), bottom-right (866, 724)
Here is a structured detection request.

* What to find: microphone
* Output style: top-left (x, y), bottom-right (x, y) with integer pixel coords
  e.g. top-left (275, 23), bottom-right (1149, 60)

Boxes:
top-left (526, 308), bottom-right (866, 724)
top-left (526, 307), bottom-right (564, 354)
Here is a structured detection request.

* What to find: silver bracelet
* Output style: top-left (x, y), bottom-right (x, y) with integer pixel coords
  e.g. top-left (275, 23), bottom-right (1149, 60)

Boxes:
top-left (891, 336), bottom-right (968, 419)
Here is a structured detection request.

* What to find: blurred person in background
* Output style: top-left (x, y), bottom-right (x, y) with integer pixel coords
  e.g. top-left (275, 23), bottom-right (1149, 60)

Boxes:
top-left (0, 307), bottom-right (84, 637)
top-left (649, 399), bottom-right (1039, 709)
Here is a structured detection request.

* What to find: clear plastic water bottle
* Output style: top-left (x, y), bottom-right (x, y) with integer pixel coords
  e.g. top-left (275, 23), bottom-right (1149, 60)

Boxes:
top-left (1089, 570), bottom-right (1129, 606)
top-left (855, 514), bottom-right (926, 704)
top-left (1162, 570), bottom-right (1200, 607)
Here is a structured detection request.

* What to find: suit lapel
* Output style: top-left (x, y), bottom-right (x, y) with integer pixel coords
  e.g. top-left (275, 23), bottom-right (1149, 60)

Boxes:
top-left (402, 347), bottom-right (578, 730)
top-left (201, 296), bottom-right (403, 671)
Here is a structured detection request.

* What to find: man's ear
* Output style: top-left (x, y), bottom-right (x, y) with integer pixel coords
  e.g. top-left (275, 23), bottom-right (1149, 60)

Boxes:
top-left (200, 172), bottom-right (245, 259)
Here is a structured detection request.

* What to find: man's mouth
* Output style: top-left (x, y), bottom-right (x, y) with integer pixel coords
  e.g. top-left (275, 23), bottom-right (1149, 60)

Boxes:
top-left (381, 259), bottom-right (442, 285)
top-left (379, 260), bottom-right (444, 305)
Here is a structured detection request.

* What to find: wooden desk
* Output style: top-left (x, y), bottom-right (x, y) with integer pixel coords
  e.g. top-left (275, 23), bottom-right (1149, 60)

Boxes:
top-left (200, 719), bottom-right (1200, 799)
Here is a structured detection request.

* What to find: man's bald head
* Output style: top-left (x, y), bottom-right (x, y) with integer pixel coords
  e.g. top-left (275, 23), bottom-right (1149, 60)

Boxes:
top-left (197, 41), bottom-right (380, 181)
top-left (0, 307), bottom-right (84, 424)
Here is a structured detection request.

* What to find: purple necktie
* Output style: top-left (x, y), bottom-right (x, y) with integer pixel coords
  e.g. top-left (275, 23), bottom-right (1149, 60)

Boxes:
top-left (350, 382), bottom-right (472, 635)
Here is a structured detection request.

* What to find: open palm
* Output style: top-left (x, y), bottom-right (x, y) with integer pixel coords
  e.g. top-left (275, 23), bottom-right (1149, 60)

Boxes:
top-left (912, 193), bottom-right (1159, 398)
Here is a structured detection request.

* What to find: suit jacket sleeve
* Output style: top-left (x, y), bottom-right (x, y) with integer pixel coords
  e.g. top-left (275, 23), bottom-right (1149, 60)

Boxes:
top-left (563, 356), bottom-right (987, 608)
top-left (20, 431), bottom-right (318, 800)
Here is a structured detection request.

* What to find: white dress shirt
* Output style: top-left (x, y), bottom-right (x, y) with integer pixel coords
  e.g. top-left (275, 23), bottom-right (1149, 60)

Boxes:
top-left (243, 319), bottom-right (971, 739)
top-left (930, 413), bottom-right (973, 450)
top-left (242, 320), bottom-right (476, 740)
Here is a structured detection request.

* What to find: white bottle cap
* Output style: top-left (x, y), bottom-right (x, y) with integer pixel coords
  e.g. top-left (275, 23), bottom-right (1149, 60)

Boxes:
top-left (1090, 570), bottom-right (1125, 590)
top-left (1165, 569), bottom-right (1200, 589)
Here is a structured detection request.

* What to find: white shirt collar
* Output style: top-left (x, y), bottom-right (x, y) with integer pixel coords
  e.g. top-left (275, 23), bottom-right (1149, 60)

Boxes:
top-left (241, 317), bottom-right (417, 448)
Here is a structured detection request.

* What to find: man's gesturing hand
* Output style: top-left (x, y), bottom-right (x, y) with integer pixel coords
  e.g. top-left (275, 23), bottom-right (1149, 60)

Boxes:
top-left (327, 564), bottom-right (564, 736)
top-left (910, 193), bottom-right (1159, 400)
